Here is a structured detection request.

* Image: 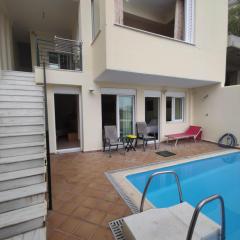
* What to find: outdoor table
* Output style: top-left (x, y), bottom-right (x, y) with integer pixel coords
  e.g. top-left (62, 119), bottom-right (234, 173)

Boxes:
top-left (125, 135), bottom-right (137, 152)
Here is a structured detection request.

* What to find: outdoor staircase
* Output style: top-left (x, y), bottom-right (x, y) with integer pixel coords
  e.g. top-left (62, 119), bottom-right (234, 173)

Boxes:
top-left (0, 71), bottom-right (47, 240)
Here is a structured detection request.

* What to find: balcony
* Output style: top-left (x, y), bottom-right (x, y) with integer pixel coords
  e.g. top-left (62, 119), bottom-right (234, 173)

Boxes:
top-left (92, 0), bottom-right (228, 88)
top-left (36, 37), bottom-right (82, 71)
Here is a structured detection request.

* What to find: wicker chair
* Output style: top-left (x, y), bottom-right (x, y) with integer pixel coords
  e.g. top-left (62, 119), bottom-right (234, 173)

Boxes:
top-left (136, 122), bottom-right (157, 151)
top-left (103, 125), bottom-right (125, 157)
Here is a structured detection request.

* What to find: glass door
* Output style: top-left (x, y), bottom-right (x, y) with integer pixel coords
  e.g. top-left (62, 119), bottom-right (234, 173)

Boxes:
top-left (118, 96), bottom-right (134, 137)
top-left (145, 97), bottom-right (159, 140)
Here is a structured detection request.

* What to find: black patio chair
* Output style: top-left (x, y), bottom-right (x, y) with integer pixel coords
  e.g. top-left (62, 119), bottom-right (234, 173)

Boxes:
top-left (103, 125), bottom-right (125, 157)
top-left (136, 122), bottom-right (157, 151)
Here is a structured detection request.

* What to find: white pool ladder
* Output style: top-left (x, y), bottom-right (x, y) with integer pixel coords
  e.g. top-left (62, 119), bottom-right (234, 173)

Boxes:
top-left (140, 171), bottom-right (225, 240)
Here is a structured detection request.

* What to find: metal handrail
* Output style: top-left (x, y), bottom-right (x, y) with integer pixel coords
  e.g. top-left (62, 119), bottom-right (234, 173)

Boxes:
top-left (36, 36), bottom-right (82, 71)
top-left (140, 171), bottom-right (183, 212)
top-left (186, 195), bottom-right (225, 240)
top-left (54, 36), bottom-right (82, 44)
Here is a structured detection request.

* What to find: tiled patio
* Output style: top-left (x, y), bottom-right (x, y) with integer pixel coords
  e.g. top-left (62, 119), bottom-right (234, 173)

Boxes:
top-left (47, 141), bottom-right (224, 240)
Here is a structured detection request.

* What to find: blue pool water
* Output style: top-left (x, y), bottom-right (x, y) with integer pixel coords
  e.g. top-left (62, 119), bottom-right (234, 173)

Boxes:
top-left (126, 152), bottom-right (240, 240)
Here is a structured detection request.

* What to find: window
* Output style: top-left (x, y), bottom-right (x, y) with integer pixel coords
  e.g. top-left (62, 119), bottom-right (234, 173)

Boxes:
top-left (91, 0), bottom-right (100, 40)
top-left (166, 97), bottom-right (184, 122)
top-left (115, 0), bottom-right (194, 43)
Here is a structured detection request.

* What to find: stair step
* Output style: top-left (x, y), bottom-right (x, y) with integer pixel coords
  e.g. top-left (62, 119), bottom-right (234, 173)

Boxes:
top-left (0, 131), bottom-right (44, 137)
top-left (1, 76), bottom-right (34, 81)
top-left (0, 84), bottom-right (43, 91)
top-left (2, 71), bottom-right (34, 78)
top-left (0, 80), bottom-right (35, 86)
top-left (0, 89), bottom-right (44, 96)
top-left (0, 158), bottom-right (45, 173)
top-left (0, 116), bottom-right (44, 125)
top-left (0, 142), bottom-right (45, 158)
top-left (0, 166), bottom-right (46, 182)
top-left (4, 227), bottom-right (46, 240)
top-left (0, 109), bottom-right (44, 117)
top-left (0, 142), bottom-right (45, 150)
top-left (0, 175), bottom-right (45, 192)
top-left (0, 125), bottom-right (44, 134)
top-left (0, 95), bottom-right (44, 103)
top-left (0, 153), bottom-right (45, 164)
top-left (0, 133), bottom-right (44, 145)
top-left (0, 183), bottom-right (46, 203)
top-left (0, 102), bottom-right (44, 109)
top-left (0, 194), bottom-right (45, 215)
top-left (0, 122), bottom-right (44, 127)
top-left (0, 202), bottom-right (47, 229)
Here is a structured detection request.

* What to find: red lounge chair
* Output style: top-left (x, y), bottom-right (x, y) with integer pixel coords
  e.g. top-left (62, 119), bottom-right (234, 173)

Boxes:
top-left (165, 126), bottom-right (202, 146)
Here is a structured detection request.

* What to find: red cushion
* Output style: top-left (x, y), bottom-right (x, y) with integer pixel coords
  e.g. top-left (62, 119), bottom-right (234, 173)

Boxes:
top-left (184, 126), bottom-right (202, 135)
top-left (166, 126), bottom-right (202, 140)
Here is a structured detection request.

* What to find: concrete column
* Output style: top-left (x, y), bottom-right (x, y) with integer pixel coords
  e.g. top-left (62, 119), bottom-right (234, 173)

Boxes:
top-left (136, 88), bottom-right (145, 122)
top-left (0, 14), bottom-right (7, 70)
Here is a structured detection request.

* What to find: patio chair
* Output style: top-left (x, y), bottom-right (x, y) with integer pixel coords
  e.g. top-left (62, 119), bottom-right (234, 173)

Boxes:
top-left (103, 125), bottom-right (125, 157)
top-left (136, 122), bottom-right (157, 151)
top-left (165, 125), bottom-right (202, 146)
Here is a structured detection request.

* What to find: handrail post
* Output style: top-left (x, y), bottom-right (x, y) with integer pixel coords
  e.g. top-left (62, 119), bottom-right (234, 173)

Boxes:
top-left (140, 171), bottom-right (183, 212)
top-left (186, 195), bottom-right (225, 240)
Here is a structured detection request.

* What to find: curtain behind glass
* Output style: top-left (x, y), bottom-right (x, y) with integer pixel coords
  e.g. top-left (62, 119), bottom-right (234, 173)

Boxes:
top-left (119, 96), bottom-right (134, 137)
top-left (175, 98), bottom-right (183, 120)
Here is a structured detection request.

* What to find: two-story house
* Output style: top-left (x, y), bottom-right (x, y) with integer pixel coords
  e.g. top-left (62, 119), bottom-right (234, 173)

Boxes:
top-left (0, 0), bottom-right (239, 239)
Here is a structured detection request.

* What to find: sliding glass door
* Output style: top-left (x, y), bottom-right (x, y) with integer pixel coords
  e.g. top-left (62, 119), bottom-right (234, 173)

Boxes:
top-left (118, 96), bottom-right (134, 137)
top-left (144, 93), bottom-right (160, 140)
top-left (102, 94), bottom-right (135, 137)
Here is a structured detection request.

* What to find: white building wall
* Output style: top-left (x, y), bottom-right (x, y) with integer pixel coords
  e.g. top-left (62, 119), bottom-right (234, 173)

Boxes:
top-left (193, 84), bottom-right (240, 144)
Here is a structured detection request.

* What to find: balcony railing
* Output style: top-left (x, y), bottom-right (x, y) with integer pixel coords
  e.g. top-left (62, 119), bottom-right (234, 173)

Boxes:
top-left (36, 36), bottom-right (82, 71)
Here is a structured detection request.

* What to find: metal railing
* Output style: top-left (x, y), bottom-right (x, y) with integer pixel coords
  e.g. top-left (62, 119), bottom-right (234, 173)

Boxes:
top-left (36, 36), bottom-right (82, 71)
top-left (140, 171), bottom-right (183, 212)
top-left (186, 194), bottom-right (225, 240)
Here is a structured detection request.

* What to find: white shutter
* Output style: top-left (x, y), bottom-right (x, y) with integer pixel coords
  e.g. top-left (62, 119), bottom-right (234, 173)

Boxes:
top-left (174, 0), bottom-right (185, 40)
top-left (144, 90), bottom-right (161, 98)
top-left (184, 0), bottom-right (195, 43)
top-left (114, 0), bottom-right (123, 24)
top-left (166, 92), bottom-right (186, 98)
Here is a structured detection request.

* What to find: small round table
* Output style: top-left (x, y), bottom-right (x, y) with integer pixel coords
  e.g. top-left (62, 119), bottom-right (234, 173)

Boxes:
top-left (125, 135), bottom-right (137, 152)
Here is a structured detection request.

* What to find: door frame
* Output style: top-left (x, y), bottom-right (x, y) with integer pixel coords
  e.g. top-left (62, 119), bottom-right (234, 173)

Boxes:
top-left (116, 95), bottom-right (135, 137)
top-left (144, 90), bottom-right (161, 141)
top-left (101, 88), bottom-right (136, 137)
top-left (53, 86), bottom-right (82, 153)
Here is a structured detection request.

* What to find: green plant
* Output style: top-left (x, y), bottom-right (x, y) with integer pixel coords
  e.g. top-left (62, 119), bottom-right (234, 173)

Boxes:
top-left (229, 2), bottom-right (240, 36)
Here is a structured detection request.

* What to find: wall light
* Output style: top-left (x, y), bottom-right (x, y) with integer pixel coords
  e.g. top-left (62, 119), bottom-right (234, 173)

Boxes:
top-left (89, 89), bottom-right (101, 94)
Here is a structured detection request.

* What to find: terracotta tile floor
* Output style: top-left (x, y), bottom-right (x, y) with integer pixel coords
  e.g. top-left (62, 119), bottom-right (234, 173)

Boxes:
top-left (47, 141), bottom-right (223, 240)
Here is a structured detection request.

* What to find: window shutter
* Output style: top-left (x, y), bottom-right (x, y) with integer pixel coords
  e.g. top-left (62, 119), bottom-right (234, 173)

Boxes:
top-left (174, 0), bottom-right (185, 40)
top-left (184, 0), bottom-right (195, 43)
top-left (114, 0), bottom-right (123, 24)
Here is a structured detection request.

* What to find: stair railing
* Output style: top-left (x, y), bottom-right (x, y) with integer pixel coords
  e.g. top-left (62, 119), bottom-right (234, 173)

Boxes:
top-left (186, 194), bottom-right (225, 240)
top-left (36, 36), bottom-right (82, 71)
top-left (140, 171), bottom-right (183, 212)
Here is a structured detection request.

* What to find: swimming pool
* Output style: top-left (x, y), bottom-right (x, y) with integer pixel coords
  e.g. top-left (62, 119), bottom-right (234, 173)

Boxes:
top-left (126, 152), bottom-right (240, 240)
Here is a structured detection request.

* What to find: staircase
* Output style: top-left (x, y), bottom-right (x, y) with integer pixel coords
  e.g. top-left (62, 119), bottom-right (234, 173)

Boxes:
top-left (0, 71), bottom-right (47, 240)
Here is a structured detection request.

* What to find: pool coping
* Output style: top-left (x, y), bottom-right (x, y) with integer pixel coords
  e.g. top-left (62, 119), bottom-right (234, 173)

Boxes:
top-left (105, 149), bottom-right (240, 214)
